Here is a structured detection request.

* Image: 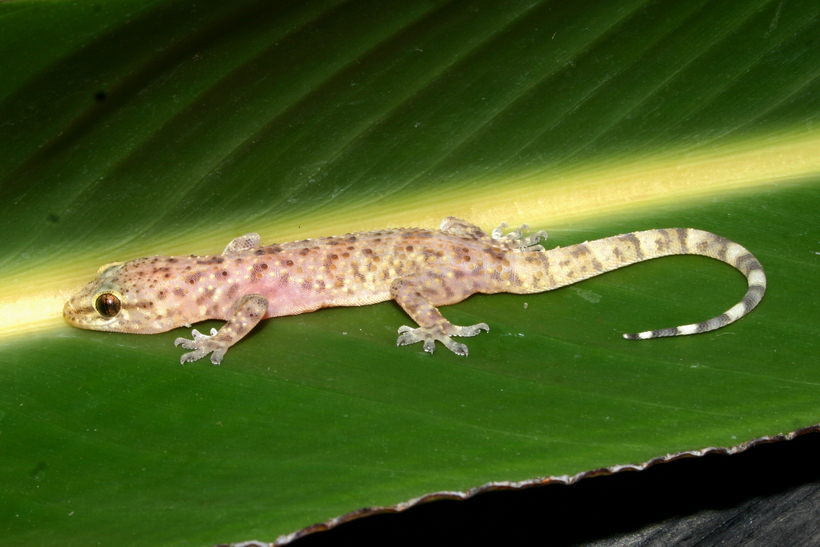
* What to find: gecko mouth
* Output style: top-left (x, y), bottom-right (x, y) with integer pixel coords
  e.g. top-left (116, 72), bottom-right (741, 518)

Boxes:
top-left (62, 294), bottom-right (117, 329)
top-left (63, 299), bottom-right (91, 326)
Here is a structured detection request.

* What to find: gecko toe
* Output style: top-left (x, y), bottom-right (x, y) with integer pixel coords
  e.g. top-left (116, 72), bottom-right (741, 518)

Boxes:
top-left (442, 338), bottom-right (469, 356)
top-left (491, 222), bottom-right (547, 250)
top-left (174, 328), bottom-right (227, 364)
top-left (210, 349), bottom-right (226, 365)
top-left (450, 323), bottom-right (489, 337)
top-left (395, 322), bottom-right (487, 355)
top-left (180, 348), bottom-right (208, 364)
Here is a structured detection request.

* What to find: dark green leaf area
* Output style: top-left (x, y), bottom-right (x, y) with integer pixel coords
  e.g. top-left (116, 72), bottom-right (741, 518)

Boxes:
top-left (3, 0), bottom-right (820, 269)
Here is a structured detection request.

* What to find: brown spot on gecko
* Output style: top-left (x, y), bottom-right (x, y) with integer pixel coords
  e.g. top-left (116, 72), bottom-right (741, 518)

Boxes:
top-left (622, 233), bottom-right (645, 260)
top-left (654, 237), bottom-right (668, 252)
top-left (185, 271), bottom-right (205, 285)
top-left (570, 244), bottom-right (590, 258)
top-left (675, 228), bottom-right (689, 249)
top-left (196, 256), bottom-right (223, 265)
top-left (226, 284), bottom-right (239, 299)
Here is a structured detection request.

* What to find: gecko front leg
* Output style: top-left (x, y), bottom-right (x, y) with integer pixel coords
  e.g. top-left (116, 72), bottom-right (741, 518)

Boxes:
top-left (174, 294), bottom-right (268, 364)
top-left (390, 278), bottom-right (489, 356)
top-left (222, 233), bottom-right (262, 255)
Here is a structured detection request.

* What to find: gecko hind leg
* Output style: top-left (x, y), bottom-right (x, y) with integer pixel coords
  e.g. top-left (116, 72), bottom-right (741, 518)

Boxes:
top-left (397, 323), bottom-right (489, 356)
top-left (439, 217), bottom-right (487, 239)
top-left (491, 221), bottom-right (547, 251)
top-left (391, 278), bottom-right (488, 356)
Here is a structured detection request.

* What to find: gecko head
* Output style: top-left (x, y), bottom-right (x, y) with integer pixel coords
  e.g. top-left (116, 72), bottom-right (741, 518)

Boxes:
top-left (63, 259), bottom-right (183, 334)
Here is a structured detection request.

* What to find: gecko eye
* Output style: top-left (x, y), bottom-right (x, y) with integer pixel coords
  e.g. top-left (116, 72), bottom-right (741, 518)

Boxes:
top-left (94, 293), bottom-right (121, 317)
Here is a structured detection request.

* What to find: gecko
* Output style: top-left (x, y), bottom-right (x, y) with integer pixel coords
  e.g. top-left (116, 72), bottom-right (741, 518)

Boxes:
top-left (63, 217), bottom-right (766, 364)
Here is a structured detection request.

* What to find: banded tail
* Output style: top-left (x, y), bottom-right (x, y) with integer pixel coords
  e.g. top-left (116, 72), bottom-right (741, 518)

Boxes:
top-left (610, 228), bottom-right (766, 339)
top-left (523, 227), bottom-right (766, 340)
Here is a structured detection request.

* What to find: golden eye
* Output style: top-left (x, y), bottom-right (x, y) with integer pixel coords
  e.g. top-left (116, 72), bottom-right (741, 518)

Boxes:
top-left (94, 293), bottom-right (121, 317)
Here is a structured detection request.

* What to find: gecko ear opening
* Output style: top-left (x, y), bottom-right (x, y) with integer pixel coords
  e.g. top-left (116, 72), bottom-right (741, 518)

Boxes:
top-left (94, 293), bottom-right (122, 318)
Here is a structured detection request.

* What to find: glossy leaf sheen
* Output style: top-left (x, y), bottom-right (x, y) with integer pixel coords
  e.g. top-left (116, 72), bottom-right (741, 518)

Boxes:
top-left (1, 0), bottom-right (819, 545)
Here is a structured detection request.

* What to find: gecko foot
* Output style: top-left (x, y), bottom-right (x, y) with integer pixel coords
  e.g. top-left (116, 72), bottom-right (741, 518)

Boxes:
top-left (396, 322), bottom-right (489, 356)
top-left (174, 328), bottom-right (228, 365)
top-left (491, 221), bottom-right (547, 251)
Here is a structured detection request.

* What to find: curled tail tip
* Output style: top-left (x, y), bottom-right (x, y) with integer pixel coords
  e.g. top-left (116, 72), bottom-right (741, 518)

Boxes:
top-left (617, 234), bottom-right (766, 342)
top-left (623, 325), bottom-right (692, 340)
top-left (623, 331), bottom-right (655, 340)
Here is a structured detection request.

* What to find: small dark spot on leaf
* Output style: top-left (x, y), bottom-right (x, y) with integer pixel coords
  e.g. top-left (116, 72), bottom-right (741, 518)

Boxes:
top-left (30, 461), bottom-right (47, 478)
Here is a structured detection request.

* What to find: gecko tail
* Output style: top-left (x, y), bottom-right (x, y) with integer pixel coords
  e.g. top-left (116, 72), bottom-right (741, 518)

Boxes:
top-left (623, 251), bottom-right (767, 340)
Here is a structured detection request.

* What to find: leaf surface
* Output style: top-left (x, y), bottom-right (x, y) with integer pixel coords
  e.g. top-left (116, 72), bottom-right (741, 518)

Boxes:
top-left (1, 0), bottom-right (819, 544)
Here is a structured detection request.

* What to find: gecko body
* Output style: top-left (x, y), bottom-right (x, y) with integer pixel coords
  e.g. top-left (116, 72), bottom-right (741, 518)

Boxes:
top-left (63, 218), bottom-right (766, 364)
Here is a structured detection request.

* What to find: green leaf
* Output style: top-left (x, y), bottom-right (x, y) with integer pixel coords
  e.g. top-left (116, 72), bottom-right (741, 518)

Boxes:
top-left (2, 0), bottom-right (819, 545)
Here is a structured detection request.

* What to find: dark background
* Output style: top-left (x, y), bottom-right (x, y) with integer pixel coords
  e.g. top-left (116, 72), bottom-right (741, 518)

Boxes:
top-left (294, 429), bottom-right (820, 546)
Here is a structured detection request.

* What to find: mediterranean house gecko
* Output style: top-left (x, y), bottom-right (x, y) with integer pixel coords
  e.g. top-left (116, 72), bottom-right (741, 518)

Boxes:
top-left (63, 217), bottom-right (766, 364)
